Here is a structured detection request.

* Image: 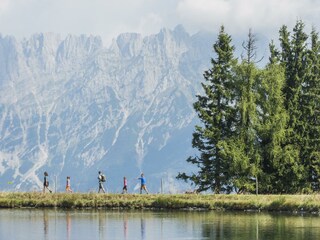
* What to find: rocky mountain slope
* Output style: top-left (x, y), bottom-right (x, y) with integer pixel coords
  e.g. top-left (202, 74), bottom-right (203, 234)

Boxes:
top-left (0, 26), bottom-right (215, 192)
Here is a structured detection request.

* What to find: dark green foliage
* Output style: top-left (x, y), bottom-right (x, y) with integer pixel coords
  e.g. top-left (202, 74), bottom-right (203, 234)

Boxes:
top-left (301, 28), bottom-right (320, 191)
top-left (256, 63), bottom-right (287, 193)
top-left (277, 21), bottom-right (320, 192)
top-left (178, 21), bottom-right (320, 194)
top-left (177, 26), bottom-right (237, 193)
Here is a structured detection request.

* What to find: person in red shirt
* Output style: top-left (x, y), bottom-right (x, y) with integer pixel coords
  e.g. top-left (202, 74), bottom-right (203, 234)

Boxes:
top-left (122, 176), bottom-right (128, 194)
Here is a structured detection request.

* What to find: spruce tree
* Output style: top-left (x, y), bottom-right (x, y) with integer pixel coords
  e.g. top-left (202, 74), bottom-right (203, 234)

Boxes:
top-left (227, 29), bottom-right (261, 194)
top-left (302, 28), bottom-right (320, 191)
top-left (178, 21), bottom-right (319, 194)
top-left (177, 26), bottom-right (237, 193)
top-left (278, 21), bottom-right (312, 192)
top-left (257, 53), bottom-right (289, 193)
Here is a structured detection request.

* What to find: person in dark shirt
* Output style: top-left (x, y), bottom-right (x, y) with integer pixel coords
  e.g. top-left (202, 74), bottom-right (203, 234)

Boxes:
top-left (43, 171), bottom-right (52, 193)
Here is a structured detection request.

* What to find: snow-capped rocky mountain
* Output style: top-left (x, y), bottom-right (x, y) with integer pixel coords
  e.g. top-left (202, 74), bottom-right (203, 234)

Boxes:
top-left (0, 25), bottom-right (216, 193)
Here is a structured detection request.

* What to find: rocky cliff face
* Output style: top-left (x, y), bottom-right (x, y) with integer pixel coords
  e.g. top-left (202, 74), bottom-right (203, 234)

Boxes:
top-left (0, 26), bottom-right (215, 192)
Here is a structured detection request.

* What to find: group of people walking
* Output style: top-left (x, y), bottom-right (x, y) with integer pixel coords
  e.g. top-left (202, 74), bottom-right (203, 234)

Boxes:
top-left (97, 172), bottom-right (149, 194)
top-left (43, 171), bottom-right (149, 194)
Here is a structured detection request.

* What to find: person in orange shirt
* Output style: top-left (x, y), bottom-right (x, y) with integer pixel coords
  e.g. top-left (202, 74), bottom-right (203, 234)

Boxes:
top-left (66, 176), bottom-right (73, 193)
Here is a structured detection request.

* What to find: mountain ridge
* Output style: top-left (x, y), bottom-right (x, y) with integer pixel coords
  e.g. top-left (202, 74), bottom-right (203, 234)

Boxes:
top-left (0, 26), bottom-right (216, 193)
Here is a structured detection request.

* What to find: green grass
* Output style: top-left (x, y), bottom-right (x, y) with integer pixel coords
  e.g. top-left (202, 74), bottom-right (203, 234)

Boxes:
top-left (0, 192), bottom-right (319, 213)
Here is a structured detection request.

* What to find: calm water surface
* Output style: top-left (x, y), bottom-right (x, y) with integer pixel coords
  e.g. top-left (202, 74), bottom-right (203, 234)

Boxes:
top-left (0, 209), bottom-right (319, 240)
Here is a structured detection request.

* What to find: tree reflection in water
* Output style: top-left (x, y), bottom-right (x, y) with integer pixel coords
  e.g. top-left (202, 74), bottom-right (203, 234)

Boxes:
top-left (0, 209), bottom-right (319, 240)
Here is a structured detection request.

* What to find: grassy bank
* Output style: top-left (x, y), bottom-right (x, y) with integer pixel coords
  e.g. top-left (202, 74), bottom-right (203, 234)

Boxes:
top-left (0, 192), bottom-right (319, 213)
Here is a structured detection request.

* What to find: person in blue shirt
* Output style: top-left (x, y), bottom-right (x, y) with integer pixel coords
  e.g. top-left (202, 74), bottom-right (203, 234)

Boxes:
top-left (138, 173), bottom-right (149, 194)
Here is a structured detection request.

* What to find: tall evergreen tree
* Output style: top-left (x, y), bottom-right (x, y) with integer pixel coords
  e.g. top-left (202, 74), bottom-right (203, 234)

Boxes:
top-left (178, 20), bottom-right (320, 194)
top-left (257, 55), bottom-right (290, 193)
top-left (258, 21), bottom-right (319, 193)
top-left (227, 29), bottom-right (261, 193)
top-left (301, 28), bottom-right (320, 191)
top-left (177, 26), bottom-right (237, 193)
top-left (278, 21), bottom-right (312, 192)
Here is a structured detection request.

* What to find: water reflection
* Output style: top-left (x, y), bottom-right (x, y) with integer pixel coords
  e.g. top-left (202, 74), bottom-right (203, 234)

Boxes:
top-left (123, 214), bottom-right (128, 239)
top-left (0, 209), bottom-right (319, 240)
top-left (140, 217), bottom-right (146, 240)
top-left (98, 211), bottom-right (106, 240)
top-left (200, 212), bottom-right (320, 240)
top-left (43, 210), bottom-right (49, 240)
top-left (66, 212), bottom-right (71, 240)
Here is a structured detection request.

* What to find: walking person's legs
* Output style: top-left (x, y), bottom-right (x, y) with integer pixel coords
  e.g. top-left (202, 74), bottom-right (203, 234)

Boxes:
top-left (98, 182), bottom-right (105, 193)
top-left (143, 185), bottom-right (149, 194)
top-left (140, 185), bottom-right (148, 194)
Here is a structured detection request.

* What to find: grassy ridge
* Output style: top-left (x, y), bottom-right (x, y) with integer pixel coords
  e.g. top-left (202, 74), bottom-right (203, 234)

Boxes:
top-left (0, 192), bottom-right (319, 213)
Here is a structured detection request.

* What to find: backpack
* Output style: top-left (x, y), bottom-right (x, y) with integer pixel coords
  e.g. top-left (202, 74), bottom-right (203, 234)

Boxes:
top-left (101, 174), bottom-right (106, 182)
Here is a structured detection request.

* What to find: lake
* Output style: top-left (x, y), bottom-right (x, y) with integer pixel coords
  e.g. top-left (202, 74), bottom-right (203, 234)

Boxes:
top-left (0, 209), bottom-right (319, 239)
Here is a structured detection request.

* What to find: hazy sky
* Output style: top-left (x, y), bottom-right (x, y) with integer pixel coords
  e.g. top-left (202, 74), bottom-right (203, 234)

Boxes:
top-left (0, 0), bottom-right (319, 44)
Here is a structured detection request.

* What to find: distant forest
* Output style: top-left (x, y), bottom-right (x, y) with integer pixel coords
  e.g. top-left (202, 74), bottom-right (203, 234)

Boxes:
top-left (178, 21), bottom-right (320, 194)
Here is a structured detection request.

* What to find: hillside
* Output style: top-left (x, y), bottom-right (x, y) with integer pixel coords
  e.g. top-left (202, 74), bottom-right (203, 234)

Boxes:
top-left (0, 26), bottom-right (217, 192)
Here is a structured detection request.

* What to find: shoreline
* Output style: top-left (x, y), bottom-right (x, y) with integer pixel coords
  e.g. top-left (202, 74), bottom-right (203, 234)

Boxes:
top-left (0, 192), bottom-right (319, 214)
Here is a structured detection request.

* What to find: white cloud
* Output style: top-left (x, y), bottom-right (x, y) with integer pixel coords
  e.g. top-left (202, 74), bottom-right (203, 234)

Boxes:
top-left (137, 13), bottom-right (164, 35)
top-left (0, 0), bottom-right (319, 43)
top-left (0, 0), bottom-right (179, 43)
top-left (177, 0), bottom-right (320, 38)
top-left (0, 0), bottom-right (10, 13)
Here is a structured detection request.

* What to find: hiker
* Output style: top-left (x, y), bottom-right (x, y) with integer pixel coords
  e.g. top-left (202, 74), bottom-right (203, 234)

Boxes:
top-left (122, 176), bottom-right (128, 194)
top-left (138, 173), bottom-right (149, 194)
top-left (43, 171), bottom-right (52, 193)
top-left (66, 176), bottom-right (73, 193)
top-left (98, 171), bottom-right (106, 193)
